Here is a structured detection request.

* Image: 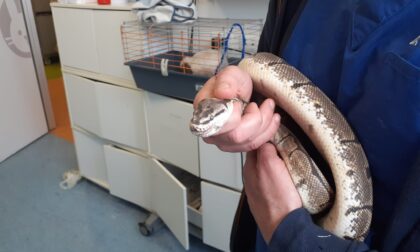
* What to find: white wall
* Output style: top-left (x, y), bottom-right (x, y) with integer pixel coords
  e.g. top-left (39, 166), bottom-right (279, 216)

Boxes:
top-left (197, 0), bottom-right (270, 20)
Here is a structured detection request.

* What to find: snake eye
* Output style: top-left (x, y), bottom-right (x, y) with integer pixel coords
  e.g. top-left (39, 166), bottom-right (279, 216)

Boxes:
top-left (210, 115), bottom-right (214, 120)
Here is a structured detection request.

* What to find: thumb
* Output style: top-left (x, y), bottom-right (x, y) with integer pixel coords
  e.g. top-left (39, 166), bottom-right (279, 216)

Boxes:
top-left (257, 143), bottom-right (281, 165)
top-left (245, 150), bottom-right (257, 166)
top-left (243, 150), bottom-right (257, 176)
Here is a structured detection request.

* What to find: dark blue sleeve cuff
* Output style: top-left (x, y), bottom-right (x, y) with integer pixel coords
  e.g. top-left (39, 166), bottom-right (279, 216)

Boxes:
top-left (267, 208), bottom-right (370, 252)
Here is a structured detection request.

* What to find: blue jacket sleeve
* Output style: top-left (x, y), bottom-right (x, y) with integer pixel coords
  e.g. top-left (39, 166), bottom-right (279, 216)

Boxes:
top-left (268, 208), bottom-right (371, 252)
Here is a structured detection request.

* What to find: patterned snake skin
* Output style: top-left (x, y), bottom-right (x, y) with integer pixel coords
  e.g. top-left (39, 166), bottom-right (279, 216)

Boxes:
top-left (190, 53), bottom-right (373, 240)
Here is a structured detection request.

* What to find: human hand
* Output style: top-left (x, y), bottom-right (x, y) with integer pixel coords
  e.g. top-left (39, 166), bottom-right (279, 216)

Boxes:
top-left (243, 143), bottom-right (302, 243)
top-left (193, 66), bottom-right (280, 152)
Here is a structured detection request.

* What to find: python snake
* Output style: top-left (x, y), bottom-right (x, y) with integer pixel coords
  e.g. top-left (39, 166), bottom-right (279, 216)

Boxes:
top-left (190, 53), bottom-right (373, 241)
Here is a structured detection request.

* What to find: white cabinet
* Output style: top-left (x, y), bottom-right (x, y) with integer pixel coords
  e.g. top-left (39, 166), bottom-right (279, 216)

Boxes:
top-left (201, 182), bottom-right (241, 251)
top-left (104, 145), bottom-right (189, 249)
top-left (152, 158), bottom-right (189, 249)
top-left (64, 74), bottom-right (100, 134)
top-left (64, 73), bottom-right (148, 152)
top-left (93, 10), bottom-right (136, 82)
top-left (73, 128), bottom-right (108, 187)
top-left (52, 6), bottom-right (136, 86)
top-left (53, 3), bottom-right (245, 251)
top-left (199, 139), bottom-right (243, 191)
top-left (145, 92), bottom-right (200, 177)
top-left (104, 145), bottom-right (152, 209)
top-left (96, 82), bottom-right (148, 151)
top-left (52, 7), bottom-right (99, 73)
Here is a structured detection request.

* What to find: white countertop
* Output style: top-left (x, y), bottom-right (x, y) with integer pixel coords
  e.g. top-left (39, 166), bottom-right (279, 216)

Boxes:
top-left (50, 1), bottom-right (135, 11)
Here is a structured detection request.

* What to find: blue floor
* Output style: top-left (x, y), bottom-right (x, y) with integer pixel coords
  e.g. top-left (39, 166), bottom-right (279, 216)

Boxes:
top-left (0, 134), bottom-right (217, 252)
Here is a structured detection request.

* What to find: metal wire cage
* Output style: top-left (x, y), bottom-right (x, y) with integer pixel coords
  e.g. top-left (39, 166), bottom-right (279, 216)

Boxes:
top-left (121, 18), bottom-right (263, 78)
top-left (120, 18), bottom-right (262, 101)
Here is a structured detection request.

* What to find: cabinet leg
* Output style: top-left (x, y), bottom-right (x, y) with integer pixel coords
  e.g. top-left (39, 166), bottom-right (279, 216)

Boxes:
top-left (138, 213), bottom-right (163, 236)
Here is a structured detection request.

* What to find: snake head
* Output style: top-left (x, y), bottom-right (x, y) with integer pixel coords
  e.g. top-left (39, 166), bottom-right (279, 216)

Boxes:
top-left (189, 98), bottom-right (236, 137)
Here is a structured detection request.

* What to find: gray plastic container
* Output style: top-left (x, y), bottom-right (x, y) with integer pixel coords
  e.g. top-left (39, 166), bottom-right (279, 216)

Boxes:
top-left (126, 51), bottom-right (240, 102)
top-left (126, 51), bottom-right (208, 103)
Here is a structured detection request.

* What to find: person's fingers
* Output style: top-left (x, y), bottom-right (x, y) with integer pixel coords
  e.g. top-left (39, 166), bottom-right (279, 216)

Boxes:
top-left (207, 114), bottom-right (279, 153)
top-left (212, 99), bottom-right (277, 147)
top-left (224, 102), bottom-right (262, 142)
top-left (244, 113), bottom-right (280, 151)
top-left (202, 102), bottom-right (260, 148)
top-left (213, 66), bottom-right (253, 101)
top-left (209, 101), bottom-right (245, 135)
top-left (202, 101), bottom-right (255, 146)
top-left (203, 99), bottom-right (279, 152)
top-left (231, 99), bottom-right (275, 142)
top-left (256, 142), bottom-right (282, 168)
top-left (193, 66), bottom-right (253, 108)
top-left (193, 76), bottom-right (216, 108)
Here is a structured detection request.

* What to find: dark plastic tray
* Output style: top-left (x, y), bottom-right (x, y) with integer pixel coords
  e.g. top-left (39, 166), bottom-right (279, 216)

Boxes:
top-left (126, 50), bottom-right (240, 102)
top-left (126, 51), bottom-right (207, 102)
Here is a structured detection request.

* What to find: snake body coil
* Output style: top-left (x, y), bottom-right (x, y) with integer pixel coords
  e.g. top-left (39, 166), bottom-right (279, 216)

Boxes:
top-left (190, 53), bottom-right (373, 240)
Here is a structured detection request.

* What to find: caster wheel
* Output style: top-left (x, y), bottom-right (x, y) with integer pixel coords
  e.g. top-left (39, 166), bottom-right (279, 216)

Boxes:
top-left (138, 222), bottom-right (152, 236)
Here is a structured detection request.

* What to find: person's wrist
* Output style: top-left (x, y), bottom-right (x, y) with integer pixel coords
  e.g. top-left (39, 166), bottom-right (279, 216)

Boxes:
top-left (262, 204), bottom-right (300, 242)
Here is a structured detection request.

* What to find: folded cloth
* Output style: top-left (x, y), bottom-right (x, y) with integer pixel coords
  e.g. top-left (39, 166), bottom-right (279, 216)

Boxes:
top-left (165, 0), bottom-right (194, 7)
top-left (133, 0), bottom-right (197, 24)
top-left (132, 0), bottom-right (162, 8)
top-left (139, 5), bottom-right (174, 23)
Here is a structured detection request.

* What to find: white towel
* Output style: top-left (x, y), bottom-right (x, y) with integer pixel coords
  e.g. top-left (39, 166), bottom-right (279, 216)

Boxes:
top-left (132, 0), bottom-right (161, 8)
top-left (133, 0), bottom-right (197, 24)
top-left (139, 5), bottom-right (174, 23)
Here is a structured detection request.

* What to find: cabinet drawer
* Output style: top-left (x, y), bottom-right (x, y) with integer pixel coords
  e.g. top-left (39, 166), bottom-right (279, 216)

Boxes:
top-left (103, 145), bottom-right (190, 250)
top-left (52, 7), bottom-right (99, 72)
top-left (199, 139), bottom-right (243, 191)
top-left (201, 182), bottom-right (241, 251)
top-left (64, 73), bottom-right (148, 151)
top-left (52, 7), bottom-right (136, 83)
top-left (73, 128), bottom-right (108, 187)
top-left (96, 81), bottom-right (148, 151)
top-left (145, 92), bottom-right (199, 176)
top-left (104, 145), bottom-right (152, 210)
top-left (64, 74), bottom-right (100, 134)
top-left (93, 10), bottom-right (136, 84)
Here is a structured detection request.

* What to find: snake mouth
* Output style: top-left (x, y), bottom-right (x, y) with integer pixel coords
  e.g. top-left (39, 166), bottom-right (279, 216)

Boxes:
top-left (189, 123), bottom-right (206, 135)
top-left (189, 122), bottom-right (216, 137)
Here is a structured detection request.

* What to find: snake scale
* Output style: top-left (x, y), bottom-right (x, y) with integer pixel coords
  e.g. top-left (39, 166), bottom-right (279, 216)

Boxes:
top-left (190, 53), bottom-right (373, 241)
